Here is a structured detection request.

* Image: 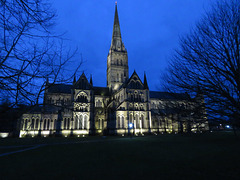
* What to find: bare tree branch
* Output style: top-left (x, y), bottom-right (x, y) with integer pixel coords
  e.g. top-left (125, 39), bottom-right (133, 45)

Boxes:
top-left (164, 0), bottom-right (240, 130)
top-left (0, 0), bottom-right (81, 107)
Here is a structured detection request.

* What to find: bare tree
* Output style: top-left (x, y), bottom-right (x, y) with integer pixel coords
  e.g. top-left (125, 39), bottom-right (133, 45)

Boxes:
top-left (0, 0), bottom-right (80, 107)
top-left (164, 0), bottom-right (240, 132)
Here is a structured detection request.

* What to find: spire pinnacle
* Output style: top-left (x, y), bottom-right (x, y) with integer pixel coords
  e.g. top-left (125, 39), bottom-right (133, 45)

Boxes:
top-left (90, 74), bottom-right (93, 86)
top-left (114, 3), bottom-right (120, 31)
top-left (144, 71), bottom-right (149, 89)
top-left (73, 75), bottom-right (76, 84)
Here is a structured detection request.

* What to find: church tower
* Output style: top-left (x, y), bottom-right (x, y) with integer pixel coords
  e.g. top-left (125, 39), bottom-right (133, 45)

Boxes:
top-left (107, 3), bottom-right (129, 91)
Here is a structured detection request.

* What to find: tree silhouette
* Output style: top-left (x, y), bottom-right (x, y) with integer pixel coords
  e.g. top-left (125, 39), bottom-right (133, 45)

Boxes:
top-left (0, 0), bottom-right (81, 107)
top-left (164, 0), bottom-right (240, 132)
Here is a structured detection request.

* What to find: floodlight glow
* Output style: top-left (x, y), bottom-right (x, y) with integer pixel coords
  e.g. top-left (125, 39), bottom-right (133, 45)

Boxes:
top-left (129, 123), bottom-right (133, 128)
top-left (0, 133), bottom-right (9, 138)
top-left (226, 125), bottom-right (230, 128)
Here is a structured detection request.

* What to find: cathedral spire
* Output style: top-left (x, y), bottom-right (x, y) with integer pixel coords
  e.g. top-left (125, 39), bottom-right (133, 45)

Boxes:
top-left (114, 2), bottom-right (120, 27)
top-left (107, 3), bottom-right (128, 91)
top-left (110, 2), bottom-right (125, 51)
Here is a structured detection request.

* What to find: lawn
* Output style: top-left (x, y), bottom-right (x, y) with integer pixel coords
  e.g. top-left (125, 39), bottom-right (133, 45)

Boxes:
top-left (0, 132), bottom-right (240, 180)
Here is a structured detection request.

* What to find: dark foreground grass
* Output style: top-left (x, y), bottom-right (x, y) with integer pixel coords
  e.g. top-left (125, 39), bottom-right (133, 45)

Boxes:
top-left (0, 132), bottom-right (240, 180)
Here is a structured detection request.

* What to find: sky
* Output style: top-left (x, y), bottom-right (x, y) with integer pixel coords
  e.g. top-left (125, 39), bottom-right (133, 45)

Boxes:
top-left (50, 0), bottom-right (217, 91)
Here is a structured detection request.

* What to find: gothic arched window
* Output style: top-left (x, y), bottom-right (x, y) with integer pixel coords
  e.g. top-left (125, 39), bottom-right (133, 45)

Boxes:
top-left (141, 115), bottom-right (144, 128)
top-left (77, 93), bottom-right (88, 103)
top-left (47, 119), bottom-right (50, 130)
top-left (35, 119), bottom-right (39, 130)
top-left (130, 114), bottom-right (133, 124)
top-left (67, 118), bottom-right (70, 129)
top-left (96, 100), bottom-right (102, 107)
top-left (121, 116), bottom-right (124, 128)
top-left (43, 119), bottom-right (47, 130)
top-left (75, 115), bottom-right (79, 129)
top-left (64, 118), bottom-right (67, 129)
top-left (80, 115), bottom-right (83, 129)
top-left (117, 116), bottom-right (121, 128)
top-left (135, 114), bottom-right (139, 128)
top-left (31, 119), bottom-right (35, 130)
top-left (84, 116), bottom-right (88, 129)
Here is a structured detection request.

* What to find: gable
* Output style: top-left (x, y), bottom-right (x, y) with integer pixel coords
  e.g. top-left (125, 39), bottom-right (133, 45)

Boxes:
top-left (74, 73), bottom-right (91, 90)
top-left (47, 84), bottom-right (72, 94)
top-left (126, 71), bottom-right (144, 89)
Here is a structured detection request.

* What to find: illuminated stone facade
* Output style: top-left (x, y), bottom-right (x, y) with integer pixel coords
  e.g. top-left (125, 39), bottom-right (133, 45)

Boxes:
top-left (19, 4), bottom-right (208, 137)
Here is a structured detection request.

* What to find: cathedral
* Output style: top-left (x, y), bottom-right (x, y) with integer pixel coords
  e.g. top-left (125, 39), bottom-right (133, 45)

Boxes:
top-left (19, 4), bottom-right (208, 137)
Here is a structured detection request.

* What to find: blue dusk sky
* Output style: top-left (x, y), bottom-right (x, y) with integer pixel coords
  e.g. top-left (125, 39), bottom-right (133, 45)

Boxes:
top-left (50, 0), bottom-right (217, 91)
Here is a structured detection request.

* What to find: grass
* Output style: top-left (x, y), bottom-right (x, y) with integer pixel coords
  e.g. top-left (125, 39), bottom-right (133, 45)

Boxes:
top-left (0, 132), bottom-right (240, 180)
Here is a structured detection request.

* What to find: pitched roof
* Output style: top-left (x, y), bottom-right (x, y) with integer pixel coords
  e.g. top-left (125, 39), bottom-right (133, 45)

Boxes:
top-left (47, 84), bottom-right (72, 94)
top-left (27, 104), bottom-right (60, 113)
top-left (150, 91), bottom-right (190, 100)
top-left (93, 87), bottom-right (110, 96)
top-left (151, 108), bottom-right (178, 115)
top-left (47, 83), bottom-right (110, 96)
